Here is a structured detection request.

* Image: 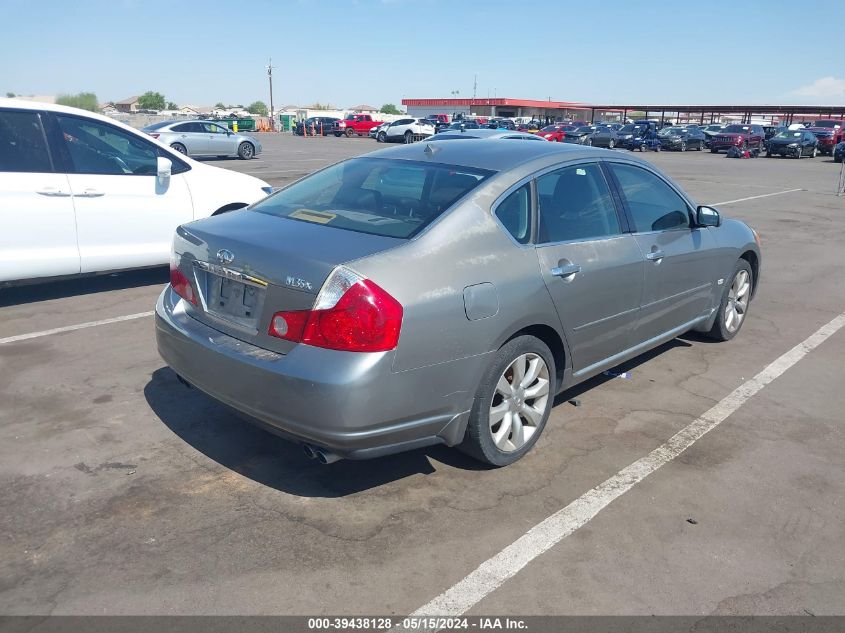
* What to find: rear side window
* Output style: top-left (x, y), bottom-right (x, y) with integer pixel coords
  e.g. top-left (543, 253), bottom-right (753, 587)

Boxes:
top-left (0, 110), bottom-right (53, 173)
top-left (171, 123), bottom-right (192, 132)
top-left (251, 157), bottom-right (493, 239)
top-left (536, 163), bottom-right (621, 243)
top-left (495, 183), bottom-right (531, 244)
top-left (610, 163), bottom-right (690, 232)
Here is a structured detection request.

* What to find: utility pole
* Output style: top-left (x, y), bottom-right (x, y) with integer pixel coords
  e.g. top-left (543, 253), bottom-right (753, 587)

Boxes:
top-left (473, 74), bottom-right (477, 101)
top-left (267, 58), bottom-right (275, 131)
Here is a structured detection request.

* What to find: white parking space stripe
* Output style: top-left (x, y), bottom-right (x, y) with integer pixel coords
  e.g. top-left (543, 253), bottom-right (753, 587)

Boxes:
top-left (712, 188), bottom-right (803, 205)
top-left (0, 311), bottom-right (154, 345)
top-left (401, 312), bottom-right (845, 628)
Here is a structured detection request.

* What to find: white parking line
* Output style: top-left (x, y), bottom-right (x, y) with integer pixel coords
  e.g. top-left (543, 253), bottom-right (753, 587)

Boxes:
top-left (244, 168), bottom-right (318, 176)
top-left (0, 311), bottom-right (154, 345)
top-left (401, 312), bottom-right (845, 628)
top-left (712, 188), bottom-right (803, 206)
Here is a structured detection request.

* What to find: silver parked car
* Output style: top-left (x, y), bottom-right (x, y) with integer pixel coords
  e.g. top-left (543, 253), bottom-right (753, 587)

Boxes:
top-left (432, 129), bottom-right (546, 141)
top-left (142, 120), bottom-right (262, 159)
top-left (156, 141), bottom-right (761, 466)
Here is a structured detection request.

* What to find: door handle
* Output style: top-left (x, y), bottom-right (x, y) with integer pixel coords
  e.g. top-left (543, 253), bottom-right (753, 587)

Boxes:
top-left (551, 263), bottom-right (581, 277)
top-left (646, 250), bottom-right (665, 261)
top-left (36, 187), bottom-right (71, 197)
top-left (76, 189), bottom-right (105, 198)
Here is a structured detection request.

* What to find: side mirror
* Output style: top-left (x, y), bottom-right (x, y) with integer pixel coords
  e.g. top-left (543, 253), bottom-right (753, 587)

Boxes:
top-left (696, 205), bottom-right (720, 227)
top-left (157, 156), bottom-right (172, 181)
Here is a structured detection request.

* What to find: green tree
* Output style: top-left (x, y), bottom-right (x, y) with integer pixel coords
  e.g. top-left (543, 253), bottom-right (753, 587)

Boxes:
top-left (214, 102), bottom-right (226, 109)
top-left (138, 91), bottom-right (166, 110)
top-left (5, 92), bottom-right (14, 98)
top-left (247, 100), bottom-right (268, 116)
top-left (166, 101), bottom-right (178, 110)
top-left (379, 103), bottom-right (401, 115)
top-left (56, 92), bottom-right (99, 112)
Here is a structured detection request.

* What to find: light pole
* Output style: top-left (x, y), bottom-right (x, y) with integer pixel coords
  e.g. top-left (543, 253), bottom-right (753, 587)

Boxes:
top-left (267, 58), bottom-right (275, 130)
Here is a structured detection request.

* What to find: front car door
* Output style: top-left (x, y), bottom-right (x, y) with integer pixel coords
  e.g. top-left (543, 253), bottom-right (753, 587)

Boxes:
top-left (529, 162), bottom-right (644, 374)
top-left (203, 122), bottom-right (235, 156)
top-left (0, 108), bottom-right (79, 282)
top-left (607, 161), bottom-right (718, 344)
top-left (52, 113), bottom-right (194, 273)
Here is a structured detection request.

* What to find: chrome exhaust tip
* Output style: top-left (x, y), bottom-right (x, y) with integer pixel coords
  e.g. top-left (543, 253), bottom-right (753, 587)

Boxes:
top-left (314, 449), bottom-right (341, 465)
top-left (302, 444), bottom-right (317, 460)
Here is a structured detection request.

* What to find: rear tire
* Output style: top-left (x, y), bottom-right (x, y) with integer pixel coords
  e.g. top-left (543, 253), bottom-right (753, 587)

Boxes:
top-left (706, 260), bottom-right (753, 342)
top-left (237, 142), bottom-right (255, 160)
top-left (458, 335), bottom-right (556, 467)
top-left (680, 141), bottom-right (687, 152)
top-left (171, 143), bottom-right (187, 155)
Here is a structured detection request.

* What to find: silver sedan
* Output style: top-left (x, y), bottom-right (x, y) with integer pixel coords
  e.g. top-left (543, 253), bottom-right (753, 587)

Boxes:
top-left (142, 120), bottom-right (262, 159)
top-left (156, 141), bottom-right (761, 466)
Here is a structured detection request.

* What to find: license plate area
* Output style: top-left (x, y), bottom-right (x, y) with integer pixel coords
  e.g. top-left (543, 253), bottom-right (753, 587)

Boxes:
top-left (198, 265), bottom-right (266, 331)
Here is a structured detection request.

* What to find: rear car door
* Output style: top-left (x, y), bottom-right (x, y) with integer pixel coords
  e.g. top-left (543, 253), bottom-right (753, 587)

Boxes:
top-left (0, 108), bottom-right (79, 282)
top-left (53, 113), bottom-right (194, 273)
top-left (607, 161), bottom-right (717, 343)
top-left (530, 162), bottom-right (644, 373)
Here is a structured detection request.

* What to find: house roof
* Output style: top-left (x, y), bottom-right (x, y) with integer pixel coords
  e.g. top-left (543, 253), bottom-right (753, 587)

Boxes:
top-left (348, 104), bottom-right (378, 111)
top-left (115, 95), bottom-right (139, 105)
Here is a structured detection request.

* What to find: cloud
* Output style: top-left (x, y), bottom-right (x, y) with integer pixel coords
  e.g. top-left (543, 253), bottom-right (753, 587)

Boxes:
top-left (790, 76), bottom-right (845, 100)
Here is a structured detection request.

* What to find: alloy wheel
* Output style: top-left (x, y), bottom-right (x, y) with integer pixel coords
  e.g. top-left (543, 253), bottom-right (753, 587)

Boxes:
top-left (725, 270), bottom-right (751, 333)
top-left (489, 353), bottom-right (550, 452)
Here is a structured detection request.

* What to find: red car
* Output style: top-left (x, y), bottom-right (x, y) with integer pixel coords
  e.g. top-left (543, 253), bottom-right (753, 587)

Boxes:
top-left (334, 114), bottom-right (383, 138)
top-left (710, 124), bottom-right (765, 153)
top-left (536, 124), bottom-right (576, 142)
top-left (807, 120), bottom-right (844, 156)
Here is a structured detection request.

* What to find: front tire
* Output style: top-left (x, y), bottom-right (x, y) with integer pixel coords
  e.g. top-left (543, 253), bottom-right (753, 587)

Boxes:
top-left (458, 336), bottom-right (556, 467)
top-left (345, 128), bottom-right (355, 138)
top-left (377, 131), bottom-right (386, 143)
top-left (404, 130), bottom-right (413, 144)
top-left (608, 139), bottom-right (615, 149)
top-left (707, 260), bottom-right (753, 342)
top-left (237, 142), bottom-right (255, 160)
top-left (680, 141), bottom-right (687, 152)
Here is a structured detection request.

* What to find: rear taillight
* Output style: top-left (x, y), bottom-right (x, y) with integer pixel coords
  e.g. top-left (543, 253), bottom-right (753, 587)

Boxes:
top-left (169, 261), bottom-right (197, 305)
top-left (269, 267), bottom-right (403, 352)
top-left (148, 133), bottom-right (160, 139)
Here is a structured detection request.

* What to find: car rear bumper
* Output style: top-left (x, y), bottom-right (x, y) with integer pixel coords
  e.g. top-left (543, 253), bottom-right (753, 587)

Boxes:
top-left (155, 287), bottom-right (480, 459)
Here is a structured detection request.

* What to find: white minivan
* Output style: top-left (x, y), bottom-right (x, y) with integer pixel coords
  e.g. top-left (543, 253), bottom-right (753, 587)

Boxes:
top-left (0, 99), bottom-right (272, 286)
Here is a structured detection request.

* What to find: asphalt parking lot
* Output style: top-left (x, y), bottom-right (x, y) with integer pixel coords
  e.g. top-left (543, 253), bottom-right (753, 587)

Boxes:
top-left (1, 133), bottom-right (844, 617)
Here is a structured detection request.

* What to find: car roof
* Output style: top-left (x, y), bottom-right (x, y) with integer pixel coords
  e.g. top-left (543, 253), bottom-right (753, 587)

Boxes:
top-left (364, 138), bottom-right (619, 172)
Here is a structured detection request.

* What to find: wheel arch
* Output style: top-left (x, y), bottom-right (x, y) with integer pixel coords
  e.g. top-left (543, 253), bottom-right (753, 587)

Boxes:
top-left (212, 202), bottom-right (248, 216)
top-left (740, 249), bottom-right (760, 298)
top-left (503, 323), bottom-right (568, 391)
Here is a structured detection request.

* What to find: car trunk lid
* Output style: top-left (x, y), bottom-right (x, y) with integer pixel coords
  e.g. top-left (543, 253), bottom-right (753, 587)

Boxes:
top-left (173, 210), bottom-right (403, 354)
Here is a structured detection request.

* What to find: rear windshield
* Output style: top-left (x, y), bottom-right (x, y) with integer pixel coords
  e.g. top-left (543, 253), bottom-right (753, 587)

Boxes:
top-left (250, 158), bottom-right (494, 239)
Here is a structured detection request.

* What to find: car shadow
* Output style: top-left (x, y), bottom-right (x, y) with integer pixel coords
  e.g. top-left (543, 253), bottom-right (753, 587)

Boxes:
top-left (0, 267), bottom-right (169, 307)
top-left (144, 367), bottom-right (490, 498)
top-left (145, 337), bottom-right (695, 497)
top-left (553, 337), bottom-right (693, 405)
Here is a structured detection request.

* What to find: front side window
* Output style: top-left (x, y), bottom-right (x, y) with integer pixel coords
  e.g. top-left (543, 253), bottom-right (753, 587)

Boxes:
top-left (0, 110), bottom-right (53, 173)
top-left (56, 115), bottom-right (164, 176)
top-left (203, 123), bottom-right (227, 134)
top-left (536, 163), bottom-right (621, 243)
top-left (495, 183), bottom-right (531, 244)
top-left (251, 158), bottom-right (493, 239)
top-left (610, 163), bottom-right (690, 232)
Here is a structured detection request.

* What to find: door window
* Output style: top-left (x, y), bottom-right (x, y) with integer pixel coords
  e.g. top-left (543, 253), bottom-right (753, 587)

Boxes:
top-left (171, 122), bottom-right (193, 132)
top-left (536, 163), bottom-right (621, 243)
top-left (609, 163), bottom-right (690, 232)
top-left (495, 183), bottom-right (531, 243)
top-left (56, 115), bottom-right (161, 176)
top-left (203, 122), bottom-right (228, 134)
top-left (0, 110), bottom-right (53, 173)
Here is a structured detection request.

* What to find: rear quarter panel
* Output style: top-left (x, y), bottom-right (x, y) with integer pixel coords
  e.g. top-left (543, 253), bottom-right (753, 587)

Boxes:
top-left (348, 186), bottom-right (563, 375)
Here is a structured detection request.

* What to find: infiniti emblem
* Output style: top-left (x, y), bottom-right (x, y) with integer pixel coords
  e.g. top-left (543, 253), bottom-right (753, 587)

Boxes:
top-left (216, 249), bottom-right (235, 264)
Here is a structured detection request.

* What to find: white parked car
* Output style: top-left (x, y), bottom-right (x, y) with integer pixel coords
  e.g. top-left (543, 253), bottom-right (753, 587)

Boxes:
top-left (0, 99), bottom-right (272, 286)
top-left (380, 118), bottom-right (435, 143)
